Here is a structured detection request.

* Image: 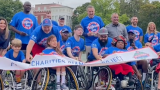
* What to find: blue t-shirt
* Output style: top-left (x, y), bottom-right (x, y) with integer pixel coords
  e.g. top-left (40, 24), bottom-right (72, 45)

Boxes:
top-left (63, 36), bottom-right (85, 57)
top-left (126, 25), bottom-right (143, 41)
top-left (30, 25), bottom-right (61, 47)
top-left (88, 38), bottom-right (112, 61)
top-left (57, 25), bottom-right (72, 33)
top-left (10, 12), bottom-right (39, 44)
top-left (105, 47), bottom-right (136, 66)
top-left (60, 40), bottom-right (66, 52)
top-left (81, 16), bottom-right (105, 46)
top-left (5, 49), bottom-right (25, 62)
top-left (144, 33), bottom-right (160, 46)
top-left (153, 44), bottom-right (160, 52)
top-left (42, 48), bottom-right (58, 55)
top-left (126, 41), bottom-right (142, 51)
top-left (40, 20), bottom-right (58, 26)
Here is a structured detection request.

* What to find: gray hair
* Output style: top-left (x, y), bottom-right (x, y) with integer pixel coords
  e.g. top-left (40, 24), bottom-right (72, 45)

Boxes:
top-left (86, 5), bottom-right (95, 11)
top-left (111, 13), bottom-right (118, 18)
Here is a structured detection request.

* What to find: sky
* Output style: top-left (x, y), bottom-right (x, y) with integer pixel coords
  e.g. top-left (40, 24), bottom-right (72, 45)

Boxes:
top-left (20, 0), bottom-right (91, 8)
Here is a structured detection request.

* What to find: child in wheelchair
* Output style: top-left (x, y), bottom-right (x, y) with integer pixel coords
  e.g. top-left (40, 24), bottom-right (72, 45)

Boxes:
top-left (103, 36), bottom-right (141, 88)
top-left (41, 35), bottom-right (69, 90)
top-left (4, 38), bottom-right (26, 89)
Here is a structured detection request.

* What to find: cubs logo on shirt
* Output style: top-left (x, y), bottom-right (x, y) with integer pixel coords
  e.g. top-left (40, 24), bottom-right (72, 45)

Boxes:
top-left (148, 35), bottom-right (158, 46)
top-left (87, 22), bottom-right (100, 33)
top-left (99, 47), bottom-right (108, 56)
top-left (39, 37), bottom-right (47, 47)
top-left (71, 46), bottom-right (80, 57)
top-left (50, 51), bottom-right (58, 55)
top-left (22, 18), bottom-right (33, 29)
top-left (127, 46), bottom-right (138, 51)
top-left (60, 45), bottom-right (65, 52)
top-left (134, 30), bottom-right (140, 41)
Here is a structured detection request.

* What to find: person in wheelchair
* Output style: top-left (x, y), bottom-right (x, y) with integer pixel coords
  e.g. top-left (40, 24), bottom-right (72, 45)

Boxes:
top-left (4, 38), bottom-right (26, 89)
top-left (104, 36), bottom-right (135, 87)
top-left (145, 43), bottom-right (160, 90)
top-left (126, 30), bottom-right (148, 83)
top-left (42, 35), bottom-right (69, 90)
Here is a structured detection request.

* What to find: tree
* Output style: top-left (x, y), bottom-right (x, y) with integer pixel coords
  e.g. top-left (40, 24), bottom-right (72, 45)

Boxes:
top-left (0, 0), bottom-right (23, 23)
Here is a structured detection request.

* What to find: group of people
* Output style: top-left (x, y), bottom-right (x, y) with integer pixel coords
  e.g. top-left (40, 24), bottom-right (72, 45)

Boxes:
top-left (1, 1), bottom-right (160, 90)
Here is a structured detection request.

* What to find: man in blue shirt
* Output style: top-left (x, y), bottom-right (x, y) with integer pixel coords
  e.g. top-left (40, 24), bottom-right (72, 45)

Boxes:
top-left (26, 18), bottom-right (60, 62)
top-left (126, 16), bottom-right (143, 43)
top-left (40, 13), bottom-right (58, 26)
top-left (60, 28), bottom-right (69, 52)
top-left (88, 27), bottom-right (112, 61)
top-left (10, 1), bottom-right (38, 51)
top-left (81, 5), bottom-right (104, 59)
top-left (58, 16), bottom-right (72, 36)
top-left (127, 31), bottom-right (148, 83)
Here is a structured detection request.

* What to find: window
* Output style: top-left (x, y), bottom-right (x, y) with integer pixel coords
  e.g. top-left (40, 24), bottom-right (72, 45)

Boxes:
top-left (44, 7), bottom-right (46, 10)
top-left (41, 16), bottom-right (43, 22)
top-left (38, 7), bottom-right (40, 10)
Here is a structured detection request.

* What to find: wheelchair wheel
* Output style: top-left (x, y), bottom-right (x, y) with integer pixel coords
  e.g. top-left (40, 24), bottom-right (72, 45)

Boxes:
top-left (144, 70), bottom-right (158, 90)
top-left (86, 66), bottom-right (93, 89)
top-left (92, 67), bottom-right (112, 90)
top-left (31, 68), bottom-right (50, 90)
top-left (2, 71), bottom-right (15, 90)
top-left (76, 66), bottom-right (87, 89)
top-left (0, 75), bottom-right (4, 90)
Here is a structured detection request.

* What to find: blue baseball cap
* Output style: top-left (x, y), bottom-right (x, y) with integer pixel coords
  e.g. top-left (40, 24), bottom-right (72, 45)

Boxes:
top-left (42, 18), bottom-right (52, 26)
top-left (128, 30), bottom-right (136, 35)
top-left (61, 28), bottom-right (69, 33)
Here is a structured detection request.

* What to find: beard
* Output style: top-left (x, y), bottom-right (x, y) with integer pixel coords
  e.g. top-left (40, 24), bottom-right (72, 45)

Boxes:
top-left (98, 39), bottom-right (108, 47)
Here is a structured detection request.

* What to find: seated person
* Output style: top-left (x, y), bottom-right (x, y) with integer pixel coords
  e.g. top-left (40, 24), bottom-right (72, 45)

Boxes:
top-left (63, 25), bottom-right (85, 73)
top-left (4, 38), bottom-right (26, 89)
top-left (42, 35), bottom-right (68, 90)
top-left (126, 31), bottom-right (148, 83)
top-left (104, 36), bottom-right (135, 86)
top-left (88, 27), bottom-right (112, 61)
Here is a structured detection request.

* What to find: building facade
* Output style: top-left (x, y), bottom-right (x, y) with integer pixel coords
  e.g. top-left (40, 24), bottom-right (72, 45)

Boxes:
top-left (33, 3), bottom-right (73, 27)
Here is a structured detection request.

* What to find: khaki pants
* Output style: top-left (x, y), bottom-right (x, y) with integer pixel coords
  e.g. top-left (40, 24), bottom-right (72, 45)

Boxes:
top-left (85, 46), bottom-right (91, 60)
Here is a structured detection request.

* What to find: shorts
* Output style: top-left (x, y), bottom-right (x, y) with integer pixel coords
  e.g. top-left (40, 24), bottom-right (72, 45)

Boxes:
top-left (31, 43), bottom-right (45, 57)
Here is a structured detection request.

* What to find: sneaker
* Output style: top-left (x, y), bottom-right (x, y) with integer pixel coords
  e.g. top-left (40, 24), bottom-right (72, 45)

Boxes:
top-left (61, 83), bottom-right (69, 90)
top-left (56, 82), bottom-right (61, 90)
top-left (16, 82), bottom-right (22, 90)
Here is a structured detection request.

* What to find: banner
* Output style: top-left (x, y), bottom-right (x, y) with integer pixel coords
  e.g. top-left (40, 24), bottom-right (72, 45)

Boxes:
top-left (0, 47), bottom-right (158, 70)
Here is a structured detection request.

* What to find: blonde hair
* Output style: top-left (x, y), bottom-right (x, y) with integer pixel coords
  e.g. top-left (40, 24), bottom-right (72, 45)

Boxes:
top-left (146, 22), bottom-right (158, 34)
top-left (0, 17), bottom-right (9, 39)
top-left (11, 38), bottom-right (22, 47)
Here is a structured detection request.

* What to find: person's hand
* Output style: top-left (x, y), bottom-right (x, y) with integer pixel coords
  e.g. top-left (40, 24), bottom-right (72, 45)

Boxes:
top-left (1, 49), bottom-right (7, 56)
top-left (19, 31), bottom-right (27, 36)
top-left (136, 72), bottom-right (142, 80)
top-left (87, 31), bottom-right (94, 36)
top-left (39, 53), bottom-right (44, 56)
top-left (72, 57), bottom-right (78, 60)
top-left (131, 43), bottom-right (137, 49)
top-left (26, 54), bottom-right (33, 62)
top-left (157, 52), bottom-right (160, 56)
top-left (102, 54), bottom-right (108, 58)
top-left (145, 42), bottom-right (152, 47)
top-left (94, 32), bottom-right (98, 37)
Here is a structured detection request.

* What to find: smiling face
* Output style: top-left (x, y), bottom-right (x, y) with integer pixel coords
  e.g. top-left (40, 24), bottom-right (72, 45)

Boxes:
top-left (23, 2), bottom-right (31, 13)
top-left (48, 37), bottom-right (57, 48)
top-left (0, 20), bottom-right (6, 31)
top-left (42, 26), bottom-right (52, 34)
top-left (131, 17), bottom-right (138, 26)
top-left (116, 41), bottom-right (124, 49)
top-left (111, 13), bottom-right (119, 25)
top-left (87, 7), bottom-right (95, 18)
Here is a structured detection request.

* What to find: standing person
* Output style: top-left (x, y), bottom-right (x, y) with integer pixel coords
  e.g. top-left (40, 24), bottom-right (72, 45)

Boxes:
top-left (60, 28), bottom-right (70, 52)
top-left (40, 13), bottom-right (58, 26)
top-left (26, 18), bottom-right (60, 62)
top-left (144, 22), bottom-right (160, 46)
top-left (81, 5), bottom-right (104, 59)
top-left (126, 16), bottom-right (143, 43)
top-left (106, 13), bottom-right (128, 40)
top-left (0, 17), bottom-right (10, 56)
top-left (10, 1), bottom-right (38, 52)
top-left (58, 16), bottom-right (72, 36)
top-left (63, 25), bottom-right (85, 73)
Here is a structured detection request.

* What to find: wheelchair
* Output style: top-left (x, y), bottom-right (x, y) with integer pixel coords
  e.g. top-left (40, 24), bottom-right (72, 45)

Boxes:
top-left (31, 67), bottom-right (79, 90)
top-left (1, 69), bottom-right (34, 90)
top-left (0, 72), bottom-right (4, 90)
top-left (143, 59), bottom-right (160, 90)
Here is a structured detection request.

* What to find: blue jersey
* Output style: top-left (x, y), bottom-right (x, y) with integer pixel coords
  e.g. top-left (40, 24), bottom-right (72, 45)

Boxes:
top-left (63, 36), bottom-right (85, 57)
top-left (42, 48), bottom-right (58, 55)
top-left (126, 41), bottom-right (142, 51)
top-left (60, 40), bottom-right (66, 52)
top-left (144, 33), bottom-right (160, 46)
top-left (57, 25), bottom-right (72, 33)
top-left (81, 16), bottom-right (104, 46)
top-left (40, 20), bottom-right (58, 26)
top-left (30, 25), bottom-right (61, 47)
top-left (5, 49), bottom-right (25, 62)
top-left (10, 12), bottom-right (38, 44)
top-left (153, 44), bottom-right (160, 52)
top-left (126, 25), bottom-right (143, 41)
top-left (105, 47), bottom-right (136, 66)
top-left (88, 38), bottom-right (112, 61)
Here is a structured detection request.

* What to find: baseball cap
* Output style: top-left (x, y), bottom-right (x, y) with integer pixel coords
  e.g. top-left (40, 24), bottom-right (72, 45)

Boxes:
top-left (61, 28), bottom-right (69, 33)
top-left (128, 30), bottom-right (136, 35)
top-left (59, 16), bottom-right (65, 20)
top-left (98, 27), bottom-right (108, 35)
top-left (42, 18), bottom-right (52, 26)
